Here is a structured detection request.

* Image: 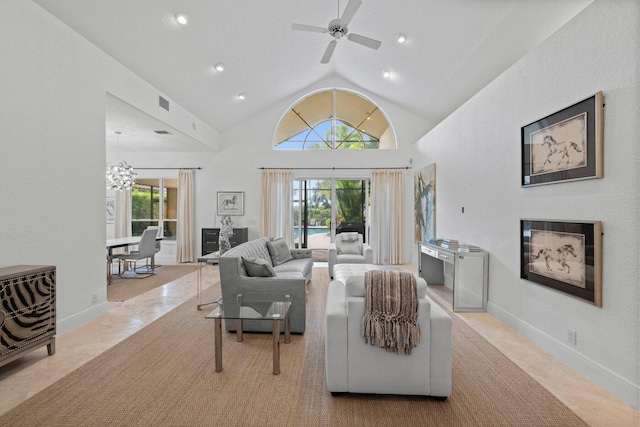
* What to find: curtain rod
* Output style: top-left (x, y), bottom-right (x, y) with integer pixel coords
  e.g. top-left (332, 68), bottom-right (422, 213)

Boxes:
top-left (133, 167), bottom-right (201, 170)
top-left (258, 166), bottom-right (410, 170)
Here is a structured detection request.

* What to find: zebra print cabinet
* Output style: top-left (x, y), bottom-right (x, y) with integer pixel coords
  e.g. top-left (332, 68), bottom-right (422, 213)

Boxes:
top-left (0, 265), bottom-right (56, 367)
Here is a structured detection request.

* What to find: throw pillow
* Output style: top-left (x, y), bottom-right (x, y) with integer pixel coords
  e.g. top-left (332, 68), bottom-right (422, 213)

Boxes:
top-left (338, 242), bottom-right (361, 255)
top-left (266, 238), bottom-right (294, 266)
top-left (242, 257), bottom-right (276, 277)
top-left (340, 232), bottom-right (359, 243)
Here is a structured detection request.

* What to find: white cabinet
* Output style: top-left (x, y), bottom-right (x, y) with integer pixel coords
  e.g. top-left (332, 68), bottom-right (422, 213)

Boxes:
top-left (419, 242), bottom-right (488, 312)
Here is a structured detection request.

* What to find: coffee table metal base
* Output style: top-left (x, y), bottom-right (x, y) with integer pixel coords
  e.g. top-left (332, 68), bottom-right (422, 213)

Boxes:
top-left (213, 311), bottom-right (291, 375)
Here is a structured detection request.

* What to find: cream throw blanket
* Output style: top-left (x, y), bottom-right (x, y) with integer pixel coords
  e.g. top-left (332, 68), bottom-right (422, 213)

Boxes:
top-left (362, 270), bottom-right (421, 355)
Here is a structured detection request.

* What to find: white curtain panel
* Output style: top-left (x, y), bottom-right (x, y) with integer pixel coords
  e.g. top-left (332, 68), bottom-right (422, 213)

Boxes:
top-left (177, 169), bottom-right (194, 262)
top-left (370, 169), bottom-right (404, 264)
top-left (114, 189), bottom-right (131, 254)
top-left (259, 169), bottom-right (294, 246)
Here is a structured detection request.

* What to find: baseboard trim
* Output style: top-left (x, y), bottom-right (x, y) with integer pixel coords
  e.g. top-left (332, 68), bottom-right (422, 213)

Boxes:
top-left (487, 302), bottom-right (639, 410)
top-left (57, 303), bottom-right (108, 335)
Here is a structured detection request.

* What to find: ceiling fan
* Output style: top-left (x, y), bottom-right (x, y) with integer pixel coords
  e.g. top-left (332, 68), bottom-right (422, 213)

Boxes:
top-left (292, 0), bottom-right (382, 64)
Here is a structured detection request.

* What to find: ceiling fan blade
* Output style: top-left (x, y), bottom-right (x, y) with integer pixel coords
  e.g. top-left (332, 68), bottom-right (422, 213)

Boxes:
top-left (292, 23), bottom-right (328, 33)
top-left (321, 40), bottom-right (338, 64)
top-left (347, 33), bottom-right (381, 50)
top-left (340, 0), bottom-right (362, 26)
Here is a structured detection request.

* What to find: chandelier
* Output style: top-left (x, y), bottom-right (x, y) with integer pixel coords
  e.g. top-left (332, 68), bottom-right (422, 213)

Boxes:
top-left (106, 131), bottom-right (137, 190)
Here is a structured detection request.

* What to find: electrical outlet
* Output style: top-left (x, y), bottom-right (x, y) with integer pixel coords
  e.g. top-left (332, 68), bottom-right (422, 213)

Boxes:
top-left (92, 294), bottom-right (98, 305)
top-left (567, 328), bottom-right (577, 346)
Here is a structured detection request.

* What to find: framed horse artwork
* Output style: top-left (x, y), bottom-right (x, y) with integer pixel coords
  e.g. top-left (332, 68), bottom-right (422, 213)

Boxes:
top-left (521, 91), bottom-right (604, 187)
top-left (217, 191), bottom-right (244, 216)
top-left (520, 219), bottom-right (602, 307)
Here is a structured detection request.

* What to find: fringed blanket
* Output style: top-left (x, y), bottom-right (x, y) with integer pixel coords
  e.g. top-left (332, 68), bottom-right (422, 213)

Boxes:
top-left (362, 270), bottom-right (421, 355)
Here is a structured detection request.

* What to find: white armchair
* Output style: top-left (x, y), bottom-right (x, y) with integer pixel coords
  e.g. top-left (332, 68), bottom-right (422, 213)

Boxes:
top-left (325, 264), bottom-right (452, 398)
top-left (328, 232), bottom-right (373, 278)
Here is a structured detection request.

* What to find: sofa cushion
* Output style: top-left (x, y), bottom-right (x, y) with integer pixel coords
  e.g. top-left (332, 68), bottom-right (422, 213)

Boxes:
top-left (266, 238), bottom-right (294, 266)
top-left (273, 257), bottom-right (313, 280)
top-left (341, 232), bottom-right (359, 242)
top-left (345, 273), bottom-right (428, 299)
top-left (337, 254), bottom-right (365, 264)
top-left (338, 242), bottom-right (361, 255)
top-left (242, 257), bottom-right (276, 277)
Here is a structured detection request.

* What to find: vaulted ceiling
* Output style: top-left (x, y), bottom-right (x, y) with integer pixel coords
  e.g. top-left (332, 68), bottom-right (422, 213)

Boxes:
top-left (33, 0), bottom-right (592, 150)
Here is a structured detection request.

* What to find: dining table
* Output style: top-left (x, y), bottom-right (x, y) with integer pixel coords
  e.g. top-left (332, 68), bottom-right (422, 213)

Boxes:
top-left (106, 236), bottom-right (163, 285)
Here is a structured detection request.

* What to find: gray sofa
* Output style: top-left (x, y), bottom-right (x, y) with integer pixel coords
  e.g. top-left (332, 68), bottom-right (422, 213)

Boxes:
top-left (219, 237), bottom-right (313, 334)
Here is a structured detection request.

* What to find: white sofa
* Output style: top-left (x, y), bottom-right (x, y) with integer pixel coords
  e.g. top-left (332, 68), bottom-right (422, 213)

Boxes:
top-left (325, 264), bottom-right (452, 398)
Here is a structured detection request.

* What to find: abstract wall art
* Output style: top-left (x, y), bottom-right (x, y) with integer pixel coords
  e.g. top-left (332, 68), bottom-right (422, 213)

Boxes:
top-left (414, 163), bottom-right (436, 243)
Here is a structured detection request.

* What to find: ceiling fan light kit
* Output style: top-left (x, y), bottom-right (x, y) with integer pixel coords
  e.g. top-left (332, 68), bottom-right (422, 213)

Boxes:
top-left (292, 0), bottom-right (381, 64)
top-left (173, 13), bottom-right (188, 25)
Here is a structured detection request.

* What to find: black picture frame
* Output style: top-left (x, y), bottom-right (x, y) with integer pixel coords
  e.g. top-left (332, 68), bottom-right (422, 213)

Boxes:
top-left (521, 91), bottom-right (604, 187)
top-left (520, 219), bottom-right (602, 307)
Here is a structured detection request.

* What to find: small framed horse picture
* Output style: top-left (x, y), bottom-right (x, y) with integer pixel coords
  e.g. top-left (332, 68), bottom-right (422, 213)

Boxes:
top-left (520, 219), bottom-right (602, 307)
top-left (217, 191), bottom-right (244, 216)
top-left (521, 91), bottom-right (603, 187)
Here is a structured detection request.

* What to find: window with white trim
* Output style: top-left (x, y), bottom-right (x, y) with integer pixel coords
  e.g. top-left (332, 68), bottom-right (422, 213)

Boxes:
top-left (274, 89), bottom-right (396, 150)
top-left (131, 178), bottom-right (178, 240)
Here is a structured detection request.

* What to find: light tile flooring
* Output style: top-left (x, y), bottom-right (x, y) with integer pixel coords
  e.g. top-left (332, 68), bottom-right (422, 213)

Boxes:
top-left (0, 263), bottom-right (637, 426)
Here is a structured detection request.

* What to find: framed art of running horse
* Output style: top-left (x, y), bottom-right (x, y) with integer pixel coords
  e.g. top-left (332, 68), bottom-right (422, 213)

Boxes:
top-left (520, 219), bottom-right (602, 307)
top-left (521, 91), bottom-right (604, 187)
top-left (217, 191), bottom-right (244, 216)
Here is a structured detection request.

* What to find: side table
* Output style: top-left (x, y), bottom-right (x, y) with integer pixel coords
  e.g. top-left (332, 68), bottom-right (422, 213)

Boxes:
top-left (206, 297), bottom-right (291, 375)
top-left (196, 251), bottom-right (220, 310)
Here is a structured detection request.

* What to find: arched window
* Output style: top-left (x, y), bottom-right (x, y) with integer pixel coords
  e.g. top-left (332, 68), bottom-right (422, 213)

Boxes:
top-left (274, 89), bottom-right (396, 150)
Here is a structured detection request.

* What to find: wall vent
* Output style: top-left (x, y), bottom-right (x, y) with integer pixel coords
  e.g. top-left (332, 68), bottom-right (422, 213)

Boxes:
top-left (159, 96), bottom-right (170, 111)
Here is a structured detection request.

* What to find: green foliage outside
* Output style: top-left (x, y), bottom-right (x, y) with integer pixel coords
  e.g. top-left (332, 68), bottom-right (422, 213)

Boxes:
top-left (297, 179), bottom-right (365, 229)
top-left (306, 122), bottom-right (380, 150)
top-left (131, 186), bottom-right (159, 236)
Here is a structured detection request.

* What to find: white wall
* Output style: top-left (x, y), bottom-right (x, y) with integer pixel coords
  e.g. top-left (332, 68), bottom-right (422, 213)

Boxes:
top-left (189, 75), bottom-right (434, 259)
top-left (0, 1), bottom-right (218, 332)
top-left (415, 0), bottom-right (639, 408)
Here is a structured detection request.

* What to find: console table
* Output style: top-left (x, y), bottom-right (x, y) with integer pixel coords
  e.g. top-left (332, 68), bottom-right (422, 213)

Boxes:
top-left (418, 242), bottom-right (488, 312)
top-left (0, 265), bottom-right (56, 367)
top-left (201, 227), bottom-right (248, 256)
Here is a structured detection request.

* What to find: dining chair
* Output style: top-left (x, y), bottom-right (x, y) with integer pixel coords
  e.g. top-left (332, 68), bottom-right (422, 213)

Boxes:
top-left (118, 228), bottom-right (158, 276)
top-left (145, 225), bottom-right (162, 269)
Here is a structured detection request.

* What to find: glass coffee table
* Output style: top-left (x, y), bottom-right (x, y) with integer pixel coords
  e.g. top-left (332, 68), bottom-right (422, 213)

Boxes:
top-left (206, 295), bottom-right (292, 375)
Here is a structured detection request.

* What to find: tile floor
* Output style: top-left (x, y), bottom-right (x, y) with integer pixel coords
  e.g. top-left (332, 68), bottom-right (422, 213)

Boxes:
top-left (0, 263), bottom-right (637, 427)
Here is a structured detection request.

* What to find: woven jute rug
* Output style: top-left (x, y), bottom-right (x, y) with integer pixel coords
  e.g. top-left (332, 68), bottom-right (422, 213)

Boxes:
top-left (107, 264), bottom-right (199, 302)
top-left (0, 267), bottom-right (586, 426)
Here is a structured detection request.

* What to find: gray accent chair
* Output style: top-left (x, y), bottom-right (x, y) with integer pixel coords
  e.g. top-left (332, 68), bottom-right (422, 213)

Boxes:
top-left (219, 237), bottom-right (313, 334)
top-left (328, 232), bottom-right (373, 278)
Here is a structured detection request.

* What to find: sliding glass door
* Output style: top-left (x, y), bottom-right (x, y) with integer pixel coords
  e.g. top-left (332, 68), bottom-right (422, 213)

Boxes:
top-left (293, 179), bottom-right (369, 261)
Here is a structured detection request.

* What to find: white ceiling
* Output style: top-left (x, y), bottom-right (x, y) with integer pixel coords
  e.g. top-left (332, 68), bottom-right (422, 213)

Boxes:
top-left (33, 0), bottom-right (592, 150)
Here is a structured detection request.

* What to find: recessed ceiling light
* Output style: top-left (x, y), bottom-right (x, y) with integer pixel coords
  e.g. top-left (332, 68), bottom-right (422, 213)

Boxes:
top-left (397, 33), bottom-right (407, 43)
top-left (237, 93), bottom-right (246, 100)
top-left (174, 13), bottom-right (188, 25)
top-left (382, 70), bottom-right (391, 79)
top-left (214, 62), bottom-right (224, 72)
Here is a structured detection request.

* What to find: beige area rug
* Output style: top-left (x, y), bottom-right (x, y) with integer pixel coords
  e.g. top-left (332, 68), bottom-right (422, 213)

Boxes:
top-left (1, 267), bottom-right (587, 426)
top-left (107, 264), bottom-right (199, 302)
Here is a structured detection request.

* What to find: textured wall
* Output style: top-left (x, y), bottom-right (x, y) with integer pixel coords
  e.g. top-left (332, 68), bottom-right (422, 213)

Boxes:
top-left (415, 0), bottom-right (639, 406)
top-left (0, 1), bottom-right (217, 332)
